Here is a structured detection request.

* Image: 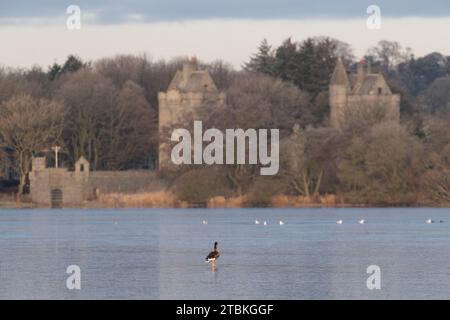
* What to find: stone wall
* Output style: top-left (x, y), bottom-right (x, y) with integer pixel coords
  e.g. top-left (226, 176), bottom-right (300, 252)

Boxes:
top-left (29, 168), bottom-right (85, 206)
top-left (347, 95), bottom-right (400, 121)
top-left (30, 158), bottom-right (167, 207)
top-left (87, 171), bottom-right (167, 197)
top-left (330, 90), bottom-right (400, 128)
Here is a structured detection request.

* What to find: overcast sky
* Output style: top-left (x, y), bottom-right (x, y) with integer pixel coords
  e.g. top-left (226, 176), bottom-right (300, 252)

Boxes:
top-left (0, 1), bottom-right (449, 68)
top-left (1, 0), bottom-right (450, 22)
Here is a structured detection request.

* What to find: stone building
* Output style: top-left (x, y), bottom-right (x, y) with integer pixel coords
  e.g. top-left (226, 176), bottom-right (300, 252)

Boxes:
top-left (29, 156), bottom-right (166, 207)
top-left (158, 58), bottom-right (226, 168)
top-left (30, 58), bottom-right (224, 207)
top-left (329, 58), bottom-right (400, 128)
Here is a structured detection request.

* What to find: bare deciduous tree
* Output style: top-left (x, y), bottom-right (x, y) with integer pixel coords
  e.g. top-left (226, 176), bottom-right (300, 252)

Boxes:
top-left (58, 68), bottom-right (116, 169)
top-left (104, 80), bottom-right (155, 169)
top-left (0, 94), bottom-right (64, 194)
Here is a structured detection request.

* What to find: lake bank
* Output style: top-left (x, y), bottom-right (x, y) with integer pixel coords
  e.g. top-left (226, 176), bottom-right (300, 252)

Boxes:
top-left (1, 199), bottom-right (448, 209)
top-left (1, 189), bottom-right (448, 209)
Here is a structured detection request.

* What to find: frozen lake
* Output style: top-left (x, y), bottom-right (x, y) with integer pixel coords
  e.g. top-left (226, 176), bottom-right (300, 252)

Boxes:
top-left (0, 208), bottom-right (449, 299)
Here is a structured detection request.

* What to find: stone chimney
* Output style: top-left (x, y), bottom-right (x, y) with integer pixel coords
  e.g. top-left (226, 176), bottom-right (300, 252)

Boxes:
top-left (367, 59), bottom-right (372, 74)
top-left (182, 56), bottom-right (198, 77)
top-left (356, 59), bottom-right (366, 85)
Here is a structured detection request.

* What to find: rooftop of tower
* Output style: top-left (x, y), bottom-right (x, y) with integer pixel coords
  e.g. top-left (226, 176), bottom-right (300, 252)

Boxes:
top-left (330, 58), bottom-right (393, 96)
top-left (167, 58), bottom-right (219, 93)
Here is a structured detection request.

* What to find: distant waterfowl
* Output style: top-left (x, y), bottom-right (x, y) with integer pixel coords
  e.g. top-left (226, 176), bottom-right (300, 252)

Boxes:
top-left (358, 219), bottom-right (365, 225)
top-left (426, 219), bottom-right (434, 224)
top-left (202, 220), bottom-right (208, 225)
top-left (263, 221), bottom-right (268, 226)
top-left (255, 220), bottom-right (260, 225)
top-left (279, 221), bottom-right (285, 226)
top-left (206, 242), bottom-right (220, 263)
top-left (440, 220), bottom-right (445, 223)
top-left (336, 220), bottom-right (343, 225)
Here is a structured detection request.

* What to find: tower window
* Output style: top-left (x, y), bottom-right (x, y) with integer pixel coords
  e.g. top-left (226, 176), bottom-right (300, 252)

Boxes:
top-left (378, 87), bottom-right (382, 95)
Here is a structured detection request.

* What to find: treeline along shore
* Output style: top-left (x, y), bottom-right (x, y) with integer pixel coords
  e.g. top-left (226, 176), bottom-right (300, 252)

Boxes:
top-left (0, 37), bottom-right (449, 208)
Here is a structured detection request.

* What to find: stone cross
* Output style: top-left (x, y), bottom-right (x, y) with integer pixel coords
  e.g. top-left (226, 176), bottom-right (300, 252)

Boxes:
top-left (52, 146), bottom-right (61, 168)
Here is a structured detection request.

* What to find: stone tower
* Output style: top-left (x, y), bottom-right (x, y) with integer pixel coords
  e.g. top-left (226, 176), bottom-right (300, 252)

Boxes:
top-left (329, 58), bottom-right (400, 129)
top-left (158, 58), bottom-right (226, 168)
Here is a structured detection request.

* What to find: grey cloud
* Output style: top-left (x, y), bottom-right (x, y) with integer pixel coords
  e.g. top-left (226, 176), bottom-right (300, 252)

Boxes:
top-left (0, 0), bottom-right (449, 24)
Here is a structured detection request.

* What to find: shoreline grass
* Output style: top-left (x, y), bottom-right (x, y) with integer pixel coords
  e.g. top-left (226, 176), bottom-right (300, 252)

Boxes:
top-left (0, 191), bottom-right (447, 209)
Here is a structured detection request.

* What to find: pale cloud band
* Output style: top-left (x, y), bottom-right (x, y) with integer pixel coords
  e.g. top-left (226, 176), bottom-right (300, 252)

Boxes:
top-left (1, 17), bottom-right (450, 69)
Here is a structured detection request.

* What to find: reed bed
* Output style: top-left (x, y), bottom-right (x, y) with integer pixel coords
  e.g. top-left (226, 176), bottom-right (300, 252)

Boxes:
top-left (271, 194), bottom-right (338, 207)
top-left (96, 192), bottom-right (340, 208)
top-left (97, 191), bottom-right (188, 208)
top-left (206, 196), bottom-right (248, 208)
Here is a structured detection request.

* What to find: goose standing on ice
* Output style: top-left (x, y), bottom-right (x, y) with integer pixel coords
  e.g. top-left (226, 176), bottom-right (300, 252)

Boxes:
top-left (202, 220), bottom-right (208, 225)
top-left (358, 219), bottom-right (365, 225)
top-left (255, 220), bottom-right (260, 225)
top-left (206, 242), bottom-right (220, 271)
top-left (263, 221), bottom-right (268, 226)
top-left (336, 220), bottom-right (343, 225)
top-left (426, 219), bottom-right (434, 224)
top-left (279, 221), bottom-right (285, 226)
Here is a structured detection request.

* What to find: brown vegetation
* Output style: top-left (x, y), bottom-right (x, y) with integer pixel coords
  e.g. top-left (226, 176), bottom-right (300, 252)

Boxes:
top-left (271, 194), bottom-right (338, 207)
top-left (97, 191), bottom-right (187, 208)
top-left (207, 196), bottom-right (248, 208)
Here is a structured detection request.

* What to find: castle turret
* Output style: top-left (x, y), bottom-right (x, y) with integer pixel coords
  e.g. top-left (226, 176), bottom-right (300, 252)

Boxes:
top-left (328, 57), bottom-right (400, 129)
top-left (329, 57), bottom-right (349, 128)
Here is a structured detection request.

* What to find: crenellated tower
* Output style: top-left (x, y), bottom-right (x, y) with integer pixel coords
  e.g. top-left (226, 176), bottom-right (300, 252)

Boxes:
top-left (158, 58), bottom-right (226, 168)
